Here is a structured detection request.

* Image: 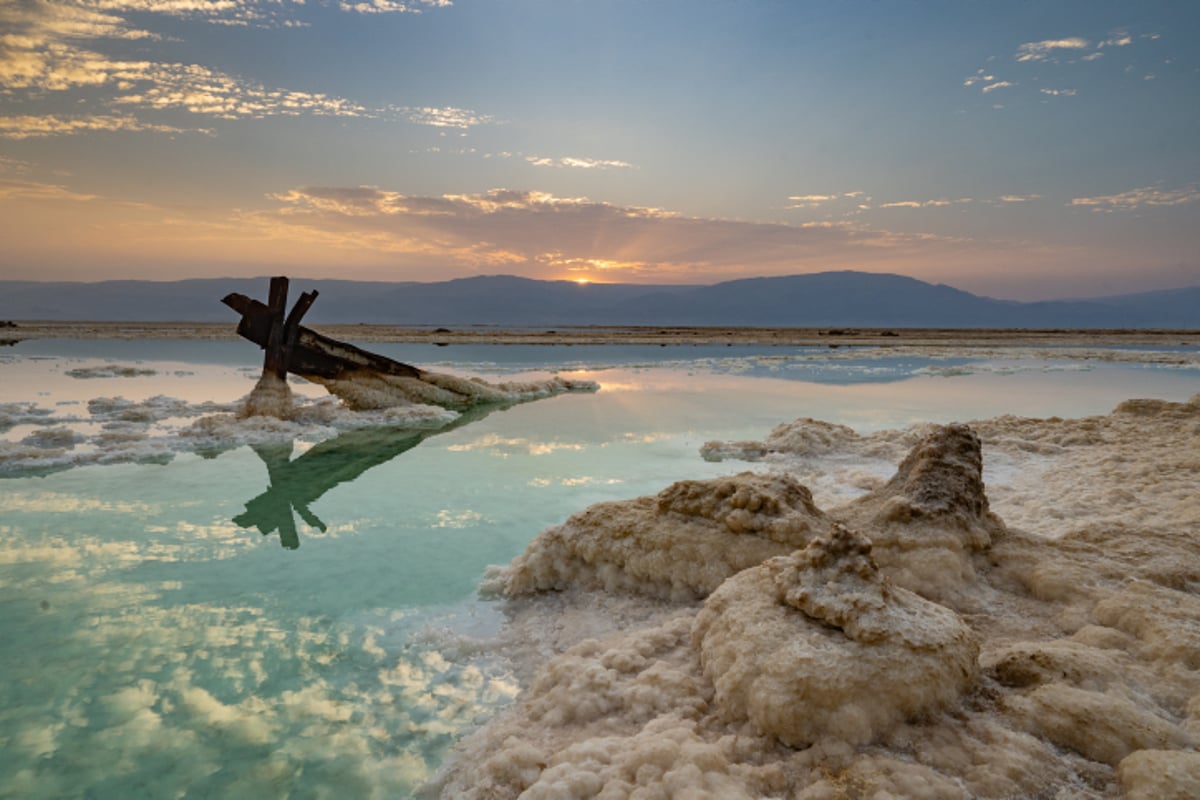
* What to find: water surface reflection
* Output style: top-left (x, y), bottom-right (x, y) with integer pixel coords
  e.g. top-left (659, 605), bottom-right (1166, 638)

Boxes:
top-left (234, 405), bottom-right (506, 548)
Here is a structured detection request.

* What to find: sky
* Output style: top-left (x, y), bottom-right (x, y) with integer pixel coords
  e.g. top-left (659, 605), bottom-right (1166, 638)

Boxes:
top-left (1, 0), bottom-right (1198, 300)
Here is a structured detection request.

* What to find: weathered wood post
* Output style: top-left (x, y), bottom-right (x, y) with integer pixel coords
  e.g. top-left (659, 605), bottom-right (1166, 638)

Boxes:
top-left (261, 276), bottom-right (289, 380)
top-left (257, 276), bottom-right (319, 382)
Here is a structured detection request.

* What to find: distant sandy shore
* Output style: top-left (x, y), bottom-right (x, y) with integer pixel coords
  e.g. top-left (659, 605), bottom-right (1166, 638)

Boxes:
top-left (3, 320), bottom-right (1199, 347)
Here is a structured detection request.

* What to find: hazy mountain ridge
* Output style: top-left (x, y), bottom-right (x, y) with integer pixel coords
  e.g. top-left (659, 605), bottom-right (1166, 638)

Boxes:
top-left (1, 272), bottom-right (1197, 328)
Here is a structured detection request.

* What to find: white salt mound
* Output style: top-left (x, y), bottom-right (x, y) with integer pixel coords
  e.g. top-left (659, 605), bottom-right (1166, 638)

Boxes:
top-left (240, 373), bottom-right (295, 419)
top-left (694, 524), bottom-right (979, 747)
top-left (438, 394), bottom-right (1200, 799)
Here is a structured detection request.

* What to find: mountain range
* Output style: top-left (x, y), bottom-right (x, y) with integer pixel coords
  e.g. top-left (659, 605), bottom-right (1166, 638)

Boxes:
top-left (1, 272), bottom-right (1197, 329)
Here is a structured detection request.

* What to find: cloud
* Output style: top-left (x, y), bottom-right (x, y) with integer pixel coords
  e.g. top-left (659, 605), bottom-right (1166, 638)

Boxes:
top-left (525, 156), bottom-right (635, 170)
top-left (340, 0), bottom-right (453, 14)
top-left (1099, 30), bottom-right (1133, 48)
top-left (964, 70), bottom-right (1014, 94)
top-left (997, 194), bottom-right (1042, 203)
top-left (1015, 37), bottom-right (1091, 62)
top-left (0, 113), bottom-right (208, 139)
top-left (878, 198), bottom-right (970, 209)
top-left (785, 192), bottom-right (866, 210)
top-left (251, 186), bottom-right (1013, 283)
top-left (0, 177), bottom-right (99, 203)
top-left (1039, 88), bottom-right (1077, 97)
top-left (0, 156), bottom-right (34, 174)
top-left (1071, 185), bottom-right (1200, 212)
top-left (113, 66), bottom-right (374, 119)
top-left (0, 0), bottom-right (456, 137)
top-left (981, 81), bottom-right (1015, 93)
top-left (401, 106), bottom-right (496, 129)
top-left (963, 69), bottom-right (996, 88)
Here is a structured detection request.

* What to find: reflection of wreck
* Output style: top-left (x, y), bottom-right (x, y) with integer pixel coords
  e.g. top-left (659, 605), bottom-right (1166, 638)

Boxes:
top-left (233, 405), bottom-right (501, 548)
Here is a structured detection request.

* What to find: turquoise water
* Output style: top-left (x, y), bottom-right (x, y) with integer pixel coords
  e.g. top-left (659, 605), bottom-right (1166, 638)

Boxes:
top-left (1, 341), bottom-right (1198, 798)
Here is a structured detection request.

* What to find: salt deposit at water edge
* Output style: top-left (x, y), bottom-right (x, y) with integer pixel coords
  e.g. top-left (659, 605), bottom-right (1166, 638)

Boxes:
top-left (437, 393), bottom-right (1200, 799)
top-left (310, 368), bottom-right (597, 412)
top-left (0, 364), bottom-right (595, 476)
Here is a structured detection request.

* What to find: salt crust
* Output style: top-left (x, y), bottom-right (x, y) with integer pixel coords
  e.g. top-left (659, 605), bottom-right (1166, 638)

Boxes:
top-left (438, 394), bottom-right (1200, 799)
top-left (694, 525), bottom-right (979, 748)
top-left (0, 368), bottom-right (592, 476)
top-left (312, 369), bottom-right (597, 412)
top-left (490, 472), bottom-right (828, 600)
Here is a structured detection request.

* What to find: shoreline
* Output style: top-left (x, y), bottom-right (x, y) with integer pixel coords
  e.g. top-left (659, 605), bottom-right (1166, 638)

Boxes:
top-left (3, 320), bottom-right (1199, 347)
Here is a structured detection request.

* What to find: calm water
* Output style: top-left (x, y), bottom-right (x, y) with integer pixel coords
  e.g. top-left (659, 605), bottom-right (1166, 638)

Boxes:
top-left (1, 340), bottom-right (1197, 798)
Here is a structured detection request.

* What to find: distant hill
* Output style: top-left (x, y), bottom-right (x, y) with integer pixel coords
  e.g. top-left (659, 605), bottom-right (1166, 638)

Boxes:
top-left (1, 272), bottom-right (1197, 328)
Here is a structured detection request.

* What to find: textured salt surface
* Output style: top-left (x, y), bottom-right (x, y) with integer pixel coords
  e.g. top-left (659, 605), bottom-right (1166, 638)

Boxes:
top-left (0, 366), bottom-right (595, 477)
top-left (439, 394), bottom-right (1200, 799)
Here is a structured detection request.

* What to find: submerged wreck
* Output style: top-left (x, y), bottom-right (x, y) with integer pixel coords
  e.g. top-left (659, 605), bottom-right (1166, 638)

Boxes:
top-left (223, 277), bottom-right (595, 416)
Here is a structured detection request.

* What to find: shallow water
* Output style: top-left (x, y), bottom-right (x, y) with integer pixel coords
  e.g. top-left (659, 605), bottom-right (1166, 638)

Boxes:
top-left (1, 340), bottom-right (1198, 798)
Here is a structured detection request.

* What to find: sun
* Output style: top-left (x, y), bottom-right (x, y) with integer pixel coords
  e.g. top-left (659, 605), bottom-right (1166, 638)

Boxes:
top-left (573, 278), bottom-right (591, 285)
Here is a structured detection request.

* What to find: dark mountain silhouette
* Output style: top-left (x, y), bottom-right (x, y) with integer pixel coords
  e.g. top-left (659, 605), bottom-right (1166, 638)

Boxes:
top-left (1, 271), bottom-right (1196, 328)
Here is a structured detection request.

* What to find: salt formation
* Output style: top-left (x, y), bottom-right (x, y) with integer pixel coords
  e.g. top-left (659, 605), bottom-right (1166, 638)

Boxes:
top-left (701, 417), bottom-right (862, 462)
top-left (836, 423), bottom-right (1005, 603)
top-left (694, 525), bottom-right (979, 747)
top-left (240, 373), bottom-right (296, 418)
top-left (490, 471), bottom-right (828, 600)
top-left (311, 370), bottom-right (596, 412)
top-left (439, 395), bottom-right (1200, 799)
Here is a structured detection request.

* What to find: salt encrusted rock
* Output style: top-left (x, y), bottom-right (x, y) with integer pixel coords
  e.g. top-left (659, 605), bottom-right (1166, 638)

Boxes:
top-left (849, 423), bottom-right (1000, 542)
top-left (492, 472), bottom-right (829, 600)
top-left (836, 423), bottom-right (1005, 601)
top-left (693, 524), bottom-right (979, 747)
top-left (1003, 683), bottom-right (1193, 766)
top-left (1118, 749), bottom-right (1200, 800)
top-left (701, 417), bottom-right (859, 462)
top-left (240, 373), bottom-right (295, 419)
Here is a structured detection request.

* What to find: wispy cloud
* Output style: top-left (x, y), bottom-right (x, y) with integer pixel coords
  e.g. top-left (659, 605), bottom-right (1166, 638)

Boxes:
top-left (1099, 30), bottom-right (1133, 48)
top-left (1015, 37), bottom-right (1091, 63)
top-left (981, 81), bottom-right (1015, 93)
top-left (254, 185), bottom-right (1002, 282)
top-left (963, 69), bottom-right (997, 88)
top-left (785, 192), bottom-right (865, 210)
top-left (525, 156), bottom-right (635, 170)
top-left (0, 178), bottom-right (99, 203)
top-left (0, 0), bottom-right (460, 136)
top-left (0, 114), bottom-right (207, 139)
top-left (965, 29), bottom-right (1159, 102)
top-left (400, 106), bottom-right (497, 129)
top-left (1071, 185), bottom-right (1200, 212)
top-left (340, 0), bottom-right (453, 14)
top-left (0, 156), bottom-right (34, 174)
top-left (964, 70), bottom-right (1016, 94)
top-left (1014, 28), bottom-right (1151, 65)
top-left (997, 194), bottom-right (1042, 203)
top-left (878, 198), bottom-right (972, 209)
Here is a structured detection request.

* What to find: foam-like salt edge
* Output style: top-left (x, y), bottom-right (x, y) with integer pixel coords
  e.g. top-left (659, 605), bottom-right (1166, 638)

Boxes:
top-left (435, 393), bottom-right (1200, 799)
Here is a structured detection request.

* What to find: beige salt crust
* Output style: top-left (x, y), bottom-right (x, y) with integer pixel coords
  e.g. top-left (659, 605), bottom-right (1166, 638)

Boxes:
top-left (434, 394), bottom-right (1200, 799)
top-left (240, 367), bottom-right (595, 417)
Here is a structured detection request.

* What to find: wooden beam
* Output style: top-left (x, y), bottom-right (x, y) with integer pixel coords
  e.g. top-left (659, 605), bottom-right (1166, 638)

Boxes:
top-left (222, 291), bottom-right (423, 380)
top-left (262, 276), bottom-right (290, 380)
